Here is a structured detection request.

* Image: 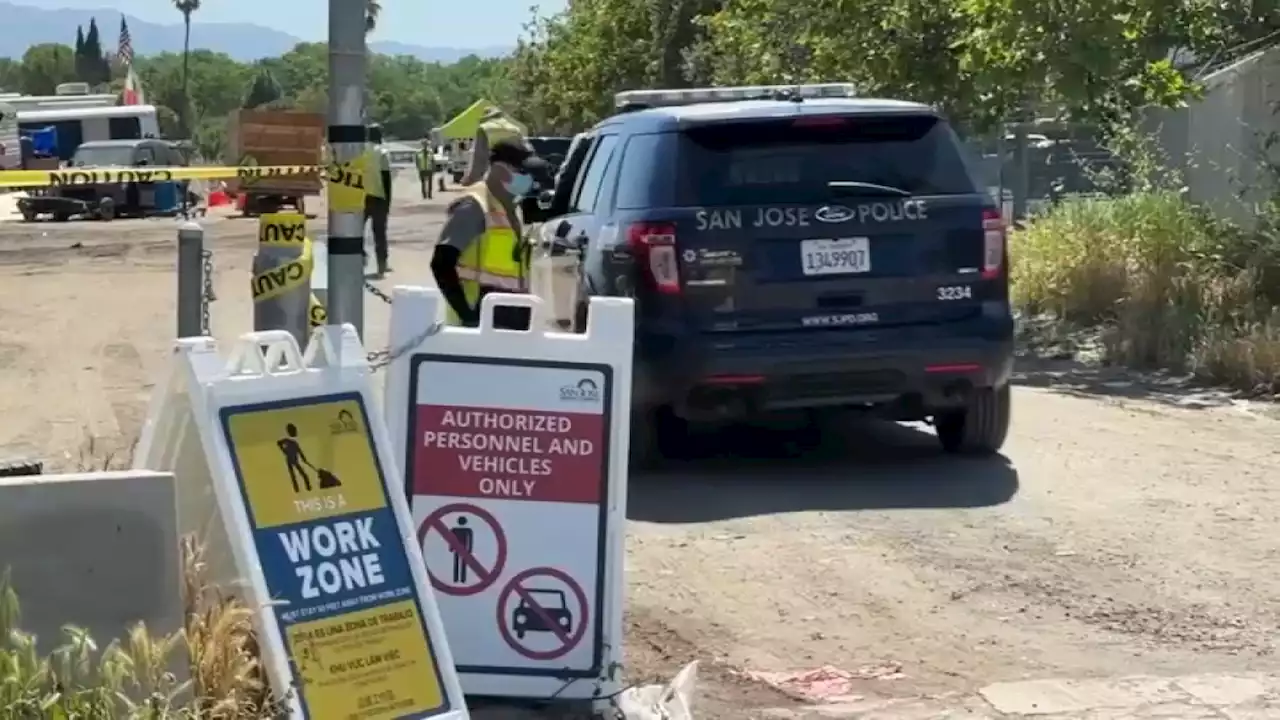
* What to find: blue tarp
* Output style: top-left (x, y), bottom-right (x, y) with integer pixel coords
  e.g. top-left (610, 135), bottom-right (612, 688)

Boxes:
top-left (21, 126), bottom-right (57, 155)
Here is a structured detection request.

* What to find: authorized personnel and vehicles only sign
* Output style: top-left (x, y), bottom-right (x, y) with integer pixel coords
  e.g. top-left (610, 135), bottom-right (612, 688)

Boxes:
top-left (411, 359), bottom-right (610, 670)
top-left (383, 288), bottom-right (634, 703)
top-left (135, 326), bottom-right (469, 720)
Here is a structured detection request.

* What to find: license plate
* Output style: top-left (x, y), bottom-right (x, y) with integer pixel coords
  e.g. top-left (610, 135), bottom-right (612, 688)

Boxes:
top-left (800, 237), bottom-right (870, 276)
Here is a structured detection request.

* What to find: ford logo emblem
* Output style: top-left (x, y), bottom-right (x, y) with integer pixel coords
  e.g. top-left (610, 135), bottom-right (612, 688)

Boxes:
top-left (814, 205), bottom-right (855, 224)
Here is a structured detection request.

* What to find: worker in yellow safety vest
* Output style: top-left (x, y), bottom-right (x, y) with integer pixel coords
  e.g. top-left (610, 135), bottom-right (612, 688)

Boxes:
top-left (460, 107), bottom-right (529, 185)
top-left (414, 139), bottom-right (434, 200)
top-left (431, 140), bottom-right (550, 330)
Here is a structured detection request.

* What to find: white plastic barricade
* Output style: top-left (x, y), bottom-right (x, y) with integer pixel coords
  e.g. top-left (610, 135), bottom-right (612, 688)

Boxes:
top-left (383, 288), bottom-right (634, 705)
top-left (135, 326), bottom-right (469, 720)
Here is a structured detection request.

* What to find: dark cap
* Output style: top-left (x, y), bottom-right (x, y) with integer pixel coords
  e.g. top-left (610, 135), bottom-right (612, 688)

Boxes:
top-left (490, 139), bottom-right (549, 175)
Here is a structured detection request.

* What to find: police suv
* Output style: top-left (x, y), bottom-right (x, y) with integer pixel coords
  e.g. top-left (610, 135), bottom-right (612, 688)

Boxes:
top-left (531, 83), bottom-right (1014, 465)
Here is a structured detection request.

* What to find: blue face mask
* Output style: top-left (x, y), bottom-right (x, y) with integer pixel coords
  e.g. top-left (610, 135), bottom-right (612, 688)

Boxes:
top-left (504, 172), bottom-right (534, 198)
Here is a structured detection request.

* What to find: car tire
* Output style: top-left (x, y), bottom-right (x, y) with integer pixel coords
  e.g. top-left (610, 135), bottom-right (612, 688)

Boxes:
top-left (97, 198), bottom-right (115, 222)
top-left (935, 384), bottom-right (1011, 455)
top-left (629, 406), bottom-right (685, 471)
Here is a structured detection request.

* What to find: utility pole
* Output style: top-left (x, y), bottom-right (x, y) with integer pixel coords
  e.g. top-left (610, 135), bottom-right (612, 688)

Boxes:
top-left (326, 0), bottom-right (367, 337)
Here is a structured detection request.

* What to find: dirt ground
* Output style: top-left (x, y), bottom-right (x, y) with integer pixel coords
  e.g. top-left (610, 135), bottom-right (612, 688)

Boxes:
top-left (3, 174), bottom-right (1280, 718)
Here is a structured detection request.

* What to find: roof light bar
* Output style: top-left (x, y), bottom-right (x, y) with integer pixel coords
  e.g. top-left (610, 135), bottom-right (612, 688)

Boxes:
top-left (614, 83), bottom-right (858, 109)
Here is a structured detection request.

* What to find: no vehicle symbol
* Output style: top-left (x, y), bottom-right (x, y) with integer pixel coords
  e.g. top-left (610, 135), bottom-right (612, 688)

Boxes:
top-left (497, 567), bottom-right (589, 661)
top-left (418, 503), bottom-right (507, 596)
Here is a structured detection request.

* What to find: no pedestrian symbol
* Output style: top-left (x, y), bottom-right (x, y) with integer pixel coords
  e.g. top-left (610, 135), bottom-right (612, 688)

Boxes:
top-left (418, 503), bottom-right (507, 596)
top-left (497, 567), bottom-right (589, 660)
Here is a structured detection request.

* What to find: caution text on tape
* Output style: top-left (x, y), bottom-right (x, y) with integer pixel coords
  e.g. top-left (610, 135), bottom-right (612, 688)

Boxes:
top-left (252, 236), bottom-right (314, 303)
top-left (0, 165), bottom-right (322, 189)
top-left (258, 212), bottom-right (308, 247)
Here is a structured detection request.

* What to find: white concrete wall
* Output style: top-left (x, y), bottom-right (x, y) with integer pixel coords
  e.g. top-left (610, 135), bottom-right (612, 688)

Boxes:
top-left (0, 471), bottom-right (182, 655)
top-left (1148, 47), bottom-right (1280, 227)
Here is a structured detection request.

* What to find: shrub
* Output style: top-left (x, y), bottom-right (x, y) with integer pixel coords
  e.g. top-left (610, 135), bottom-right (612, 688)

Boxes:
top-left (0, 537), bottom-right (283, 719)
top-left (1011, 190), bottom-right (1280, 393)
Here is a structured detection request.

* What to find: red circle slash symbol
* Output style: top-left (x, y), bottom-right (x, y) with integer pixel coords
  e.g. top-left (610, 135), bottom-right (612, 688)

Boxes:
top-left (417, 503), bottom-right (507, 596)
top-left (496, 567), bottom-right (589, 660)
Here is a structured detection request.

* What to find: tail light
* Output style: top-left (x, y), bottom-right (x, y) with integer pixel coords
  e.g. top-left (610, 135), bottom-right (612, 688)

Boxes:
top-left (981, 208), bottom-right (1005, 280)
top-left (626, 222), bottom-right (680, 294)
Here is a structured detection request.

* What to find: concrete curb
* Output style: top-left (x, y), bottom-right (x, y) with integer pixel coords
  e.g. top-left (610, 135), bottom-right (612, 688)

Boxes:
top-left (760, 672), bottom-right (1280, 719)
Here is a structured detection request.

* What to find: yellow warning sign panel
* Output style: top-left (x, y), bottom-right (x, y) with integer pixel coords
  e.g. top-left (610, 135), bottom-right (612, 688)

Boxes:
top-left (220, 393), bottom-right (450, 719)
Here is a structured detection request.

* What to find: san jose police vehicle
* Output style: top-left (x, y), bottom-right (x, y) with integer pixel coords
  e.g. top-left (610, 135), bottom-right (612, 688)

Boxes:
top-left (530, 82), bottom-right (1013, 464)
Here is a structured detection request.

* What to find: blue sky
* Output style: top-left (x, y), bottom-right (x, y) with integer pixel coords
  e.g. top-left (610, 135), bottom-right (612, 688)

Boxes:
top-left (49, 0), bottom-right (562, 49)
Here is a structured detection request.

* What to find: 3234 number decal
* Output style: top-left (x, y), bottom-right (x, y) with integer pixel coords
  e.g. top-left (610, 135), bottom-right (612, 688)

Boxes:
top-left (937, 285), bottom-right (972, 301)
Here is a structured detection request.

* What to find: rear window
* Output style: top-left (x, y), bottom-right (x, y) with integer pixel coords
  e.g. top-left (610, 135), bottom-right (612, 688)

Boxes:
top-left (678, 114), bottom-right (981, 206)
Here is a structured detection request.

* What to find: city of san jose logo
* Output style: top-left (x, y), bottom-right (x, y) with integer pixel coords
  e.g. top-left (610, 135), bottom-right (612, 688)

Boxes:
top-left (329, 409), bottom-right (359, 434)
top-left (559, 378), bottom-right (601, 402)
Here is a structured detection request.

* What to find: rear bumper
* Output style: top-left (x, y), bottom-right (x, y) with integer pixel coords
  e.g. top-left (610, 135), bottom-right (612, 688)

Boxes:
top-left (634, 315), bottom-right (1015, 421)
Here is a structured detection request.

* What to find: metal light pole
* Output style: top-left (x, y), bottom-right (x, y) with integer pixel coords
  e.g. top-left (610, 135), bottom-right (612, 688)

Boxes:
top-left (326, 0), bottom-right (368, 337)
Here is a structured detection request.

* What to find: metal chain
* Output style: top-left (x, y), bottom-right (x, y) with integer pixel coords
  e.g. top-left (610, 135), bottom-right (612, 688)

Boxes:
top-left (362, 279), bottom-right (440, 372)
top-left (200, 249), bottom-right (216, 336)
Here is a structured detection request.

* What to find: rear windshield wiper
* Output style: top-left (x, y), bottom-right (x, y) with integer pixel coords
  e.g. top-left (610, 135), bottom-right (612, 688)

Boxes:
top-left (827, 181), bottom-right (911, 197)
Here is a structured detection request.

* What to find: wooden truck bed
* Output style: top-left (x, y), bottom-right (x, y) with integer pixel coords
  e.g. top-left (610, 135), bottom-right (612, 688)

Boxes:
top-left (225, 109), bottom-right (324, 199)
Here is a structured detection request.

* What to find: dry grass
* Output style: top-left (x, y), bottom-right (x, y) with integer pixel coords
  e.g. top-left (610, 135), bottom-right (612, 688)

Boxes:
top-left (1011, 191), bottom-right (1280, 394)
top-left (0, 535), bottom-right (282, 718)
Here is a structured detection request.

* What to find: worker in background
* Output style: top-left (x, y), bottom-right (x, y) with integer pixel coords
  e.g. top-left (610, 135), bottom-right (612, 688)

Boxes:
top-left (460, 107), bottom-right (528, 185)
top-left (431, 140), bottom-right (549, 330)
top-left (437, 146), bottom-right (447, 193)
top-left (364, 123), bottom-right (394, 277)
top-left (415, 138), bottom-right (434, 200)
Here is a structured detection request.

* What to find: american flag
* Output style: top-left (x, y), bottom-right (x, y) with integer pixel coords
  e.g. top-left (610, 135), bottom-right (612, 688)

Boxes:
top-left (117, 16), bottom-right (133, 68)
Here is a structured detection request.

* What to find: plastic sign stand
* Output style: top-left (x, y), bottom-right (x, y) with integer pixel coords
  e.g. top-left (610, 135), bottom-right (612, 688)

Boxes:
top-left (135, 326), bottom-right (469, 720)
top-left (383, 289), bottom-right (634, 705)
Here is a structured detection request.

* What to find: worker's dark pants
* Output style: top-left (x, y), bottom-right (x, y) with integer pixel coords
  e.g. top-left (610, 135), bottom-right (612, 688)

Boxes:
top-left (364, 197), bottom-right (390, 267)
top-left (419, 171), bottom-right (433, 199)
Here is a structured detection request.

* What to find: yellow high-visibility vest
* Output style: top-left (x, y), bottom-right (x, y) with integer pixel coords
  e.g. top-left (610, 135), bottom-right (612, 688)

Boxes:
top-left (448, 183), bottom-right (524, 326)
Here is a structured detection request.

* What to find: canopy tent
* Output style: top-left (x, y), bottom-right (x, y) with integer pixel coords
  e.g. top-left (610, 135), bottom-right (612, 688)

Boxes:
top-left (438, 100), bottom-right (526, 140)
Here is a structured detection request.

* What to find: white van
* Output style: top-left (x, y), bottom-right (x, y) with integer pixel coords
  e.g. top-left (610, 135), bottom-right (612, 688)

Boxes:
top-left (0, 101), bottom-right (18, 170)
top-left (17, 105), bottom-right (161, 163)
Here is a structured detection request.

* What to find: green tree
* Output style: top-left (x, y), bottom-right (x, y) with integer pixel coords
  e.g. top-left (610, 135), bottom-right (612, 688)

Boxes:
top-left (0, 58), bottom-right (21, 92)
top-left (174, 0), bottom-right (202, 139)
top-left (20, 43), bottom-right (77, 95)
top-left (243, 66), bottom-right (283, 108)
top-left (82, 17), bottom-right (108, 85)
top-left (73, 26), bottom-right (86, 81)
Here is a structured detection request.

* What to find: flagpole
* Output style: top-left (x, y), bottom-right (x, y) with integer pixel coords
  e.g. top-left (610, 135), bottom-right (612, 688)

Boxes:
top-left (325, 0), bottom-right (367, 337)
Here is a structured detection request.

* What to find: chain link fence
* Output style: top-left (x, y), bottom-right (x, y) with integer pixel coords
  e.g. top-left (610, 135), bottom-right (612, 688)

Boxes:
top-left (964, 120), bottom-right (1129, 224)
top-left (966, 44), bottom-right (1280, 227)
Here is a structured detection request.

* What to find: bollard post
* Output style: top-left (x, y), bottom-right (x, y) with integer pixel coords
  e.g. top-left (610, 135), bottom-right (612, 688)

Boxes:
top-left (177, 222), bottom-right (205, 338)
top-left (251, 212), bottom-right (312, 349)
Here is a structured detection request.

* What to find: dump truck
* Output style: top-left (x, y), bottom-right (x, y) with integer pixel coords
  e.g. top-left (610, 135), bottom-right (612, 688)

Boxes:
top-left (226, 109), bottom-right (324, 216)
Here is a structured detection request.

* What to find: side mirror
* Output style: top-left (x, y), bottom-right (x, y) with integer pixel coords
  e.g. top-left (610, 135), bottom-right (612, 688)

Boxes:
top-left (537, 189), bottom-right (555, 211)
top-left (554, 219), bottom-right (572, 239)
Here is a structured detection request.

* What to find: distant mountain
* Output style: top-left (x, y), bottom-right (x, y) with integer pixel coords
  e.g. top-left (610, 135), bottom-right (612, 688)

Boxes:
top-left (0, 2), bottom-right (511, 63)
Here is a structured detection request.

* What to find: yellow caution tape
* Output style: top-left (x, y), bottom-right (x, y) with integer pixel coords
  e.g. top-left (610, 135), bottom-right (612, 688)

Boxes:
top-left (259, 212), bottom-right (307, 246)
top-left (0, 165), bottom-right (322, 189)
top-left (309, 294), bottom-right (327, 328)
top-left (326, 152), bottom-right (369, 213)
top-left (252, 236), bottom-right (314, 303)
